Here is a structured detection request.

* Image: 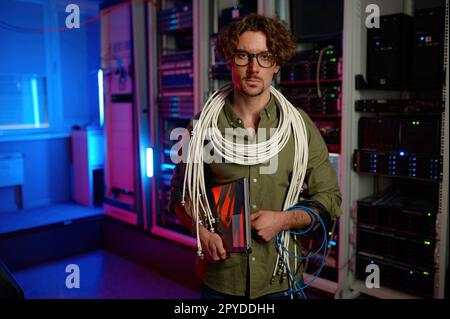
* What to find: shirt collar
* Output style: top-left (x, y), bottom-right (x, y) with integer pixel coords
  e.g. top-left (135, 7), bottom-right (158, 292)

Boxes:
top-left (223, 92), bottom-right (277, 128)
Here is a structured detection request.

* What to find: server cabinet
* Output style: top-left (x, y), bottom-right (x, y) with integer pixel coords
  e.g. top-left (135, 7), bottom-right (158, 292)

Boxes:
top-left (340, 0), bottom-right (448, 299)
top-left (147, 0), bottom-right (196, 245)
top-left (101, 0), bottom-right (150, 227)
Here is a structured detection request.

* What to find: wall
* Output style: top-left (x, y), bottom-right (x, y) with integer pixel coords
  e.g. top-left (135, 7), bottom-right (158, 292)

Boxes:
top-left (58, 11), bottom-right (101, 128)
top-left (0, 0), bottom-right (101, 214)
top-left (0, 1), bottom-right (47, 75)
top-left (0, 137), bottom-right (71, 212)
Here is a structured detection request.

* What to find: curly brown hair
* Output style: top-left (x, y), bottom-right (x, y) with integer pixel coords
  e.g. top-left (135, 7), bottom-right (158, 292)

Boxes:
top-left (216, 13), bottom-right (297, 67)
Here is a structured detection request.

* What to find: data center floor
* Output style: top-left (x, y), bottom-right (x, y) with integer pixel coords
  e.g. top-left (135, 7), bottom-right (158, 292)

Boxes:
top-left (13, 249), bottom-right (200, 299)
top-left (1, 202), bottom-right (341, 300)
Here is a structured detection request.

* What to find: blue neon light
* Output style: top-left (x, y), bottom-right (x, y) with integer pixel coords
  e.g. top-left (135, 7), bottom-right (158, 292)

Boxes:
top-left (146, 148), bottom-right (154, 178)
top-left (98, 69), bottom-right (105, 127)
top-left (161, 163), bottom-right (176, 171)
top-left (31, 78), bottom-right (40, 127)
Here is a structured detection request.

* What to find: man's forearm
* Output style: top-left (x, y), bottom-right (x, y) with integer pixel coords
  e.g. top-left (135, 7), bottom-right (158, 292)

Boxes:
top-left (173, 202), bottom-right (196, 234)
top-left (280, 209), bottom-right (313, 231)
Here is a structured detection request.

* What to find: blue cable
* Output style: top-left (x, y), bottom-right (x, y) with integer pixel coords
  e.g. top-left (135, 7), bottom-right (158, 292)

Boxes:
top-left (294, 206), bottom-right (328, 290)
top-left (275, 204), bottom-right (329, 298)
top-left (276, 215), bottom-right (326, 261)
top-left (288, 205), bottom-right (328, 290)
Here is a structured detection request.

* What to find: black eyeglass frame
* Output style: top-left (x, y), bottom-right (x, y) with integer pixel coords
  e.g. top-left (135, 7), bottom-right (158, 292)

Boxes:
top-left (232, 50), bottom-right (277, 68)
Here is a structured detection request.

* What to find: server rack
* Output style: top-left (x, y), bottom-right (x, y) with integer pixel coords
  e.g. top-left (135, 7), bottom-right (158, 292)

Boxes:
top-left (276, 1), bottom-right (344, 296)
top-left (209, 0), bottom-right (258, 94)
top-left (101, 0), bottom-right (151, 227)
top-left (148, 0), bottom-right (210, 246)
top-left (340, 0), bottom-right (448, 299)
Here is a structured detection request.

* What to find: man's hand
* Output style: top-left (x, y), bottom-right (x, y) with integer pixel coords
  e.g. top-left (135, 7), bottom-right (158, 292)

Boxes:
top-left (250, 210), bottom-right (285, 242)
top-left (250, 209), bottom-right (313, 242)
top-left (199, 226), bottom-right (228, 262)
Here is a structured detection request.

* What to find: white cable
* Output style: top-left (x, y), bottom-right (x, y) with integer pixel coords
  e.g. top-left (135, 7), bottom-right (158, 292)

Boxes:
top-left (181, 84), bottom-right (309, 283)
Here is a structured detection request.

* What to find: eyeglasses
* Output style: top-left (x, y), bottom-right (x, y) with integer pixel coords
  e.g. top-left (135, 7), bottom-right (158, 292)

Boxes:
top-left (233, 50), bottom-right (277, 68)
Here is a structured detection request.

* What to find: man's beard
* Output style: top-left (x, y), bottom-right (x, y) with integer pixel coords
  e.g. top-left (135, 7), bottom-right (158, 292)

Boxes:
top-left (240, 77), bottom-right (264, 97)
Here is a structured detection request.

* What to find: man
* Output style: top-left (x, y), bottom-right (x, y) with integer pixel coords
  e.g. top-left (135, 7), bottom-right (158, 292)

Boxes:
top-left (169, 13), bottom-right (342, 299)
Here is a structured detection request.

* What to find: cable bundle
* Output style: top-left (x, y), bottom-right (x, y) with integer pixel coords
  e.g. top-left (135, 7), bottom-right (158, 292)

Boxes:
top-left (181, 83), bottom-right (310, 284)
top-left (275, 202), bottom-right (329, 299)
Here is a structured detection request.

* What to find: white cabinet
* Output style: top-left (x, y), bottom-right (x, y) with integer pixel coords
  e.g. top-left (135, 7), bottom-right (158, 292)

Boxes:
top-left (72, 127), bottom-right (105, 207)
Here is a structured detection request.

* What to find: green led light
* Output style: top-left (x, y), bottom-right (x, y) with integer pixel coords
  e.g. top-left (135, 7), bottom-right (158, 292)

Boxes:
top-left (330, 94), bottom-right (336, 98)
top-left (328, 232), bottom-right (332, 236)
top-left (330, 58), bottom-right (337, 62)
top-left (423, 271), bottom-right (429, 276)
top-left (427, 213), bottom-right (432, 217)
top-left (327, 244), bottom-right (331, 248)
top-left (424, 241), bottom-right (431, 245)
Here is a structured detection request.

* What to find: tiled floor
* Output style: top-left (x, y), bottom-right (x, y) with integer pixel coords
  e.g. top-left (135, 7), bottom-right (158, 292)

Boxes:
top-left (13, 249), bottom-right (200, 299)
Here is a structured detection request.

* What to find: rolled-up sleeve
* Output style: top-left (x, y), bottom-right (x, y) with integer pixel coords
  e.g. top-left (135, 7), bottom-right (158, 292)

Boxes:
top-left (168, 113), bottom-right (201, 222)
top-left (168, 160), bottom-right (186, 214)
top-left (298, 109), bottom-right (343, 219)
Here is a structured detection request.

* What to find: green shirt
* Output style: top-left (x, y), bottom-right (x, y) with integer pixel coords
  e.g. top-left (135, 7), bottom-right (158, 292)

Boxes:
top-left (169, 92), bottom-right (342, 298)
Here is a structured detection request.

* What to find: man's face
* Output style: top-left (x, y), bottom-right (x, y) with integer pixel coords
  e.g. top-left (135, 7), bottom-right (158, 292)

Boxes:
top-left (230, 31), bottom-right (280, 97)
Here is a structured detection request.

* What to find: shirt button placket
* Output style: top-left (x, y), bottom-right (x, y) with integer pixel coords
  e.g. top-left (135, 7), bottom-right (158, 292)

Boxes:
top-left (249, 166), bottom-right (260, 213)
top-left (249, 160), bottom-right (263, 298)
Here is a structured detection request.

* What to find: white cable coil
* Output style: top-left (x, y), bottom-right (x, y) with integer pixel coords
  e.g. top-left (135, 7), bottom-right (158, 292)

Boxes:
top-left (181, 84), bottom-right (309, 281)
